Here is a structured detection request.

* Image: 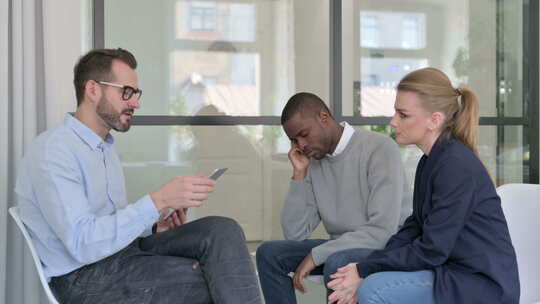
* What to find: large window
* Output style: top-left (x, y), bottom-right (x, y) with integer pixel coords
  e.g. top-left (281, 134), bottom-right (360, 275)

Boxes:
top-left (94, 0), bottom-right (538, 243)
top-left (339, 0), bottom-right (537, 185)
top-left (96, 0), bottom-right (330, 243)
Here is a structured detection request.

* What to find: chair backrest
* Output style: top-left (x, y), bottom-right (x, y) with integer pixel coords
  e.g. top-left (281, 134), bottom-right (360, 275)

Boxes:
top-left (497, 183), bottom-right (540, 304)
top-left (8, 207), bottom-right (60, 304)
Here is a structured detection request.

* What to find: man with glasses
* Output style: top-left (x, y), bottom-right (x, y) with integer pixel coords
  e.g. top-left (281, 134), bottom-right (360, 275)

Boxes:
top-left (95, 80), bottom-right (143, 102)
top-left (15, 48), bottom-right (262, 304)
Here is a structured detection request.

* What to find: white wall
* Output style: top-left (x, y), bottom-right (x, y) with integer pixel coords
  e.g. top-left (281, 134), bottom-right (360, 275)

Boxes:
top-left (2, 1), bottom-right (83, 302)
top-left (0, 0), bottom-right (10, 300)
top-left (42, 0), bottom-right (85, 121)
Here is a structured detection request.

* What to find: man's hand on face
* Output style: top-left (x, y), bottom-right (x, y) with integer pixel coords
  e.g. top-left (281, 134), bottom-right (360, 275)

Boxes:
top-left (150, 174), bottom-right (215, 212)
top-left (288, 142), bottom-right (310, 180)
top-left (293, 252), bottom-right (317, 293)
top-left (155, 208), bottom-right (188, 233)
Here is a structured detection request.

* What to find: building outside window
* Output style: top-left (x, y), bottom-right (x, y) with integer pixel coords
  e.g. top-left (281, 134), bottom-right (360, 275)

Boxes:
top-left (189, 1), bottom-right (217, 32)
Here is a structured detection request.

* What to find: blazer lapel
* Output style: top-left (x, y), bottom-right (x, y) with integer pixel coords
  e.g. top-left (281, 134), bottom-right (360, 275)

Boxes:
top-left (413, 134), bottom-right (455, 222)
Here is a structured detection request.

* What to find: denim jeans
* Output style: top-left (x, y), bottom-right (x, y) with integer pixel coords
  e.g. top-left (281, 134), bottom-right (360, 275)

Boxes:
top-left (49, 216), bottom-right (262, 304)
top-left (358, 270), bottom-right (435, 304)
top-left (256, 240), bottom-right (373, 304)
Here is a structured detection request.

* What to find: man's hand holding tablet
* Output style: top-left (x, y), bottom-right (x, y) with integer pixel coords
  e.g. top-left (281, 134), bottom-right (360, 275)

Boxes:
top-left (208, 168), bottom-right (228, 181)
top-left (159, 168), bottom-right (228, 222)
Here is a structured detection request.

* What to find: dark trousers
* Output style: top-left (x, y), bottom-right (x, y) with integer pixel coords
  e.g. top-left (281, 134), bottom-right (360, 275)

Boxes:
top-left (50, 216), bottom-right (262, 304)
top-left (256, 239), bottom-right (373, 304)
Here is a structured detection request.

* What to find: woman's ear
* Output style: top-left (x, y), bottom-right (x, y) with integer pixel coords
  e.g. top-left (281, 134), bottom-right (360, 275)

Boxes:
top-left (429, 112), bottom-right (446, 131)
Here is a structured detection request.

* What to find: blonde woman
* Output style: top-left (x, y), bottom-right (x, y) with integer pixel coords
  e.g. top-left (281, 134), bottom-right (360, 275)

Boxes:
top-left (327, 68), bottom-right (519, 304)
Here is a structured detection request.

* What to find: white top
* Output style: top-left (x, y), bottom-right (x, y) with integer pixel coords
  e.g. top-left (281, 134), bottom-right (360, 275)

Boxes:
top-left (328, 121), bottom-right (355, 157)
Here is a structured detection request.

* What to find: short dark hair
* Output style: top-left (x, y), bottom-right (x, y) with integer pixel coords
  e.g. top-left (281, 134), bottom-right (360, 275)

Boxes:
top-left (281, 92), bottom-right (333, 125)
top-left (73, 48), bottom-right (137, 106)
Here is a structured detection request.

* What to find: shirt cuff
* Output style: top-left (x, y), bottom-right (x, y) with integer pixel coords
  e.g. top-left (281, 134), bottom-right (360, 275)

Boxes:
top-left (288, 179), bottom-right (310, 194)
top-left (311, 250), bottom-right (324, 266)
top-left (290, 179), bottom-right (309, 186)
top-left (132, 194), bottom-right (160, 227)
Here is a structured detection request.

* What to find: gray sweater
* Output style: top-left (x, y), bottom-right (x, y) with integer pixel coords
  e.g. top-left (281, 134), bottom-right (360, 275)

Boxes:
top-left (281, 128), bottom-right (412, 265)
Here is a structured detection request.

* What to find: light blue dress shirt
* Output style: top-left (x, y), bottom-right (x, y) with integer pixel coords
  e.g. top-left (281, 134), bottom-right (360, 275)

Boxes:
top-left (15, 114), bottom-right (159, 280)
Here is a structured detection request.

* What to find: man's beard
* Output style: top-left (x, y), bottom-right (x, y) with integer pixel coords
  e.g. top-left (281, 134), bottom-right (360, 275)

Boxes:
top-left (96, 96), bottom-right (133, 132)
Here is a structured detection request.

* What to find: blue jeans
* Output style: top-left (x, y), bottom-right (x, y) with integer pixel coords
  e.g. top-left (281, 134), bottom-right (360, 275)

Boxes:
top-left (50, 216), bottom-right (262, 304)
top-left (358, 270), bottom-right (435, 304)
top-left (256, 240), bottom-right (373, 304)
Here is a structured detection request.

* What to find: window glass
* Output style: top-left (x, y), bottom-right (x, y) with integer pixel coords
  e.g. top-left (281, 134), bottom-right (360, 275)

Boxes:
top-left (342, 0), bottom-right (523, 118)
top-left (101, 0), bottom-right (532, 249)
top-left (105, 0), bottom-right (329, 116)
top-left (115, 125), bottom-right (293, 241)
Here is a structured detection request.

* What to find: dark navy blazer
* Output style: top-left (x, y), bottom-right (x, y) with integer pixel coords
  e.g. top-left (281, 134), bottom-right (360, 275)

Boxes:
top-left (356, 135), bottom-right (520, 304)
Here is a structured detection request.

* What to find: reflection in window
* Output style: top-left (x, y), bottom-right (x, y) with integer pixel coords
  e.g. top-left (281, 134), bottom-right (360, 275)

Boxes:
top-left (225, 4), bottom-right (256, 42)
top-left (230, 53), bottom-right (257, 85)
top-left (178, 1), bottom-right (256, 42)
top-left (202, 75), bottom-right (218, 84)
top-left (360, 11), bottom-right (425, 50)
top-left (189, 1), bottom-right (217, 31)
top-left (361, 15), bottom-right (379, 48)
top-left (358, 58), bottom-right (427, 116)
top-left (401, 17), bottom-right (420, 49)
top-left (356, 10), bottom-right (427, 116)
top-left (170, 51), bottom-right (260, 116)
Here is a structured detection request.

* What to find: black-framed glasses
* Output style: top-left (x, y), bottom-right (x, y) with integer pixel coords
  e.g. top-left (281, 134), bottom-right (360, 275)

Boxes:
top-left (95, 80), bottom-right (143, 101)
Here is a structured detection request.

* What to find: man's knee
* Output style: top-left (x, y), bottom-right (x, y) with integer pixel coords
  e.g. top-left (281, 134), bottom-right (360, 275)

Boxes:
top-left (324, 248), bottom-right (374, 279)
top-left (200, 216), bottom-right (244, 239)
top-left (324, 251), bottom-right (355, 277)
top-left (256, 241), bottom-right (290, 275)
top-left (256, 241), bottom-right (281, 265)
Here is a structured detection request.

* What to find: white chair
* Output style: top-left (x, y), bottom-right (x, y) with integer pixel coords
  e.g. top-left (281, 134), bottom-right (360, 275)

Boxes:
top-left (497, 184), bottom-right (540, 304)
top-left (306, 275), bottom-right (324, 285)
top-left (9, 207), bottom-right (60, 304)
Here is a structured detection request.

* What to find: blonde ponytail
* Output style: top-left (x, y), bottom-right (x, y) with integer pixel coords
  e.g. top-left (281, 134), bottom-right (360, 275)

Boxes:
top-left (452, 88), bottom-right (479, 155)
top-left (397, 67), bottom-right (480, 155)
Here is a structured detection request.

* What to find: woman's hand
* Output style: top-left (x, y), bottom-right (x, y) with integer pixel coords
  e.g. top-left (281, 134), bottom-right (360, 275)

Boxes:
top-left (327, 263), bottom-right (363, 304)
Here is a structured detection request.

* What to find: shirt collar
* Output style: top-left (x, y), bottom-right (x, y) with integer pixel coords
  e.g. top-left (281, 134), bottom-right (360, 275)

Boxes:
top-left (327, 121), bottom-right (354, 158)
top-left (64, 113), bottom-right (114, 150)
